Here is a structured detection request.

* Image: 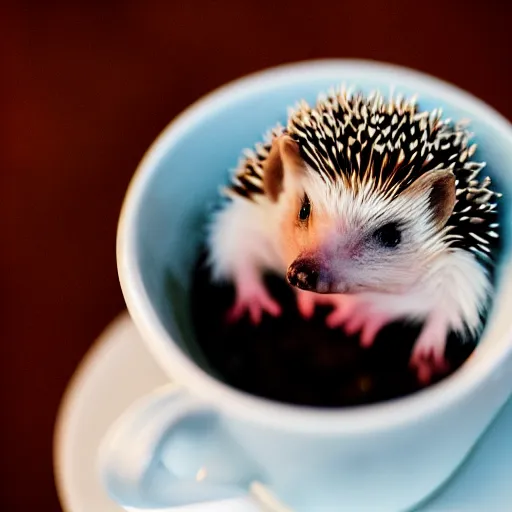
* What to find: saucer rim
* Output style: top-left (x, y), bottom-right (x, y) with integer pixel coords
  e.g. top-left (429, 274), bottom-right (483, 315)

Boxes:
top-left (53, 312), bottom-right (133, 512)
top-left (52, 312), bottom-right (262, 512)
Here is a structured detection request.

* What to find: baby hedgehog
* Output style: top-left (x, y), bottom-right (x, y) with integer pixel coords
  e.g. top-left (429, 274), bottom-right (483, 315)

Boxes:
top-left (206, 87), bottom-right (501, 383)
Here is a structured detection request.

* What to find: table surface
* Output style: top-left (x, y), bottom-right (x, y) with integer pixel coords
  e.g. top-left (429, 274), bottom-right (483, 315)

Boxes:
top-left (2, 2), bottom-right (511, 511)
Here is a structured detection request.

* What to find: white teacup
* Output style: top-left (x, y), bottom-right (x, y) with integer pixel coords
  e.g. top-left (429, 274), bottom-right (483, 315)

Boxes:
top-left (98, 60), bottom-right (512, 511)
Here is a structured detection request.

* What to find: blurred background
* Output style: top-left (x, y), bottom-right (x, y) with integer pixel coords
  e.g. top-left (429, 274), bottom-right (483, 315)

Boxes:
top-left (1, 0), bottom-right (511, 510)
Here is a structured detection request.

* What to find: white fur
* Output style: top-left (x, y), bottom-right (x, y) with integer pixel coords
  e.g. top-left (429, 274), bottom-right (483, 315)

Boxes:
top-left (207, 188), bottom-right (490, 341)
top-left (207, 196), bottom-right (286, 284)
top-left (207, 146), bottom-right (491, 343)
top-left (354, 249), bottom-right (491, 338)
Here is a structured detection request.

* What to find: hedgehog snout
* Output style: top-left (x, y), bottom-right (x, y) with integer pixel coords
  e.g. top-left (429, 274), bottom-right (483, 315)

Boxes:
top-left (286, 257), bottom-right (330, 293)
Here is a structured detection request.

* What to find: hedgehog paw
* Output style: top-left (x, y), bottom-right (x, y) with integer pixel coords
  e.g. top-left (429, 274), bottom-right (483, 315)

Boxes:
top-left (409, 318), bottom-right (449, 384)
top-left (226, 281), bottom-right (282, 325)
top-left (324, 295), bottom-right (362, 329)
top-left (345, 309), bottom-right (391, 348)
top-left (295, 291), bottom-right (391, 346)
top-left (328, 299), bottom-right (390, 348)
top-left (295, 290), bottom-right (360, 326)
top-left (294, 290), bottom-right (353, 320)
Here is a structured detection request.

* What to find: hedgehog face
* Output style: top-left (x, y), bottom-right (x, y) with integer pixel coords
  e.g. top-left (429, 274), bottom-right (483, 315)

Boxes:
top-left (283, 188), bottom-right (426, 294)
top-left (280, 168), bottom-right (456, 295)
top-left (263, 133), bottom-right (456, 294)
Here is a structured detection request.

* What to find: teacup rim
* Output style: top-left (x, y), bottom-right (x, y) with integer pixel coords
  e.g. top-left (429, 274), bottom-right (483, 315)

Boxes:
top-left (117, 58), bottom-right (512, 434)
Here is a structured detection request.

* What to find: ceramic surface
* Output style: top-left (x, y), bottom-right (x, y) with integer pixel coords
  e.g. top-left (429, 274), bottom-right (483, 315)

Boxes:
top-left (56, 313), bottom-right (512, 511)
top-left (104, 60), bottom-right (512, 511)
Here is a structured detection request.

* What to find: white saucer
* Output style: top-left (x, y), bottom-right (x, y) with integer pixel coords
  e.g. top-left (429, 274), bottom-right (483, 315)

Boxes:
top-left (54, 312), bottom-right (512, 512)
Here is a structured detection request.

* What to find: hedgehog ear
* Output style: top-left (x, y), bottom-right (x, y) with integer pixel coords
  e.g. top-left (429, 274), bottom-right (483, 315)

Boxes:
top-left (263, 134), bottom-right (306, 202)
top-left (402, 169), bottom-right (456, 228)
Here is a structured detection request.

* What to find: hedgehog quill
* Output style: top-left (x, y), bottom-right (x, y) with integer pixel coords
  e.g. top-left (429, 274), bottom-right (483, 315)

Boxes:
top-left (206, 87), bottom-right (502, 384)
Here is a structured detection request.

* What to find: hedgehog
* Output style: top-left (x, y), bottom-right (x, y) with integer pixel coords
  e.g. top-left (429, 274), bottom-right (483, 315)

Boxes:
top-left (206, 86), bottom-right (502, 384)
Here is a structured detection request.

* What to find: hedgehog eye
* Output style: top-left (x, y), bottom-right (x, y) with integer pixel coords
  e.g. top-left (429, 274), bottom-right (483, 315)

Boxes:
top-left (373, 222), bottom-right (401, 248)
top-left (298, 195), bottom-right (311, 222)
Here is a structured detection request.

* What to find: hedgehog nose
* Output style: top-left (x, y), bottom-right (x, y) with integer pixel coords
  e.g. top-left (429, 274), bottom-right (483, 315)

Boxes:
top-left (287, 258), bottom-right (320, 291)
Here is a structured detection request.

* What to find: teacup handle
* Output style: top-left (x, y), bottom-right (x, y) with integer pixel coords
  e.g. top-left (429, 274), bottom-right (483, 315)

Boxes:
top-left (98, 383), bottom-right (268, 511)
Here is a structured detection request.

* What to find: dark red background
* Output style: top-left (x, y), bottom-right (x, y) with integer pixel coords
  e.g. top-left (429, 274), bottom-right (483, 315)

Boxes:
top-left (2, 1), bottom-right (511, 510)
